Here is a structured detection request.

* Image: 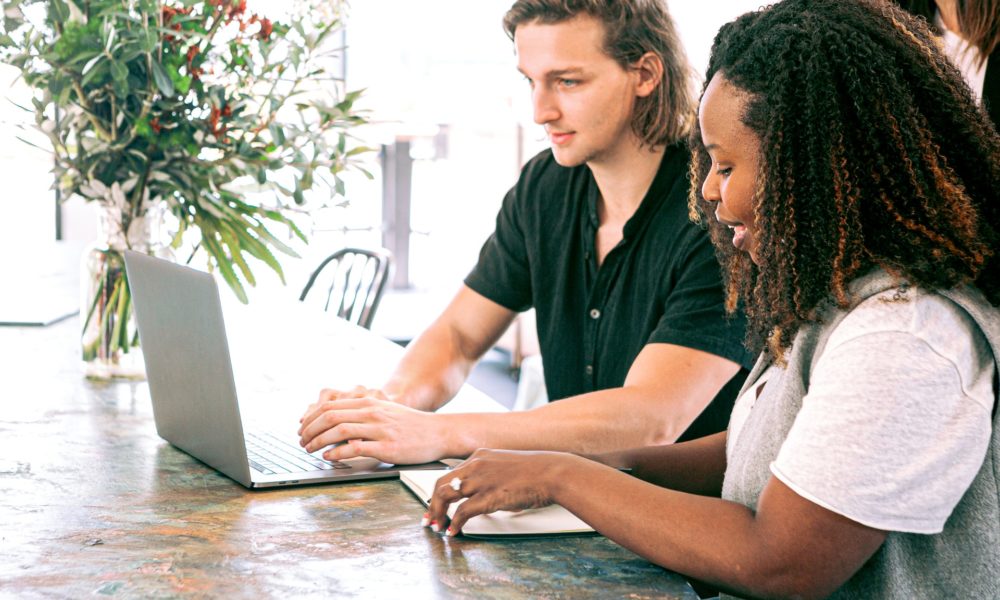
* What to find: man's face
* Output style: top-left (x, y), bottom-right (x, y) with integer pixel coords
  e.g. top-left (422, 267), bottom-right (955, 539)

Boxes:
top-left (514, 15), bottom-right (645, 168)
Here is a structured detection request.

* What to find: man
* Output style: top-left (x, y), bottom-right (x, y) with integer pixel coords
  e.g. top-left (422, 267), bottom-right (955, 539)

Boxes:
top-left (892, 0), bottom-right (998, 126)
top-left (298, 0), bottom-right (753, 465)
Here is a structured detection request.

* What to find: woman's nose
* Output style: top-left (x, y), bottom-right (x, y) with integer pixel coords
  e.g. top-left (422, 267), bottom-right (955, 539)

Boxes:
top-left (701, 170), bottom-right (720, 202)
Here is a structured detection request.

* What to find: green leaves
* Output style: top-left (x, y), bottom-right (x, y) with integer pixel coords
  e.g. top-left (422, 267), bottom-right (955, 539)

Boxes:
top-left (109, 59), bottom-right (127, 82)
top-left (150, 59), bottom-right (174, 97)
top-left (3, 0), bottom-right (372, 304)
top-left (268, 122), bottom-right (285, 146)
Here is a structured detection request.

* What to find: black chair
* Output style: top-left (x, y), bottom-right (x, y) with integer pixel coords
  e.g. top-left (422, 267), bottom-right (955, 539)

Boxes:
top-left (299, 247), bottom-right (392, 329)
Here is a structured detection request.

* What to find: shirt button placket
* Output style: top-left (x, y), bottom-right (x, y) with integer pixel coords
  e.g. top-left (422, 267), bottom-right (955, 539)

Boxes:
top-left (586, 307), bottom-right (601, 380)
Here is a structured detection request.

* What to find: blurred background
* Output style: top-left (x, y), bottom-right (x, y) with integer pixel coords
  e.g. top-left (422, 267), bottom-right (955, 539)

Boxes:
top-left (0, 0), bottom-right (764, 399)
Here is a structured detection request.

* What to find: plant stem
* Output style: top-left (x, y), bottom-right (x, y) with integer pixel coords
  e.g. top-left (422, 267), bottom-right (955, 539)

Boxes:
top-left (70, 79), bottom-right (114, 142)
top-left (130, 158), bottom-right (153, 222)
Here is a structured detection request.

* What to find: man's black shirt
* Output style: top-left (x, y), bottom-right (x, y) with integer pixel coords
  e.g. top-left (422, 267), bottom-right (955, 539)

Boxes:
top-left (465, 142), bottom-right (754, 441)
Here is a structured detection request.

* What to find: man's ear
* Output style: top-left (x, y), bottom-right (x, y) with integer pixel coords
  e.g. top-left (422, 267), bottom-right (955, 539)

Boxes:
top-left (632, 51), bottom-right (663, 98)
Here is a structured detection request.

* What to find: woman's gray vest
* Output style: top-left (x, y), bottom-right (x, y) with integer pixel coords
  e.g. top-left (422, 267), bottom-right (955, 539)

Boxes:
top-left (721, 271), bottom-right (1000, 599)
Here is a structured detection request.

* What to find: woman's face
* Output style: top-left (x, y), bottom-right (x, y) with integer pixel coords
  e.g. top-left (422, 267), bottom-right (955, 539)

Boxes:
top-left (698, 73), bottom-right (763, 264)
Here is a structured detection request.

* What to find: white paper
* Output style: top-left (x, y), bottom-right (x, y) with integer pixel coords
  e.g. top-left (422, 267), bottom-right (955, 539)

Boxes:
top-left (400, 469), bottom-right (595, 537)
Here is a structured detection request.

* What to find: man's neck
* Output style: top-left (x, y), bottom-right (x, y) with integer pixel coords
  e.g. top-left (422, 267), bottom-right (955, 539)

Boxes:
top-left (934, 0), bottom-right (960, 35)
top-left (590, 142), bottom-right (666, 225)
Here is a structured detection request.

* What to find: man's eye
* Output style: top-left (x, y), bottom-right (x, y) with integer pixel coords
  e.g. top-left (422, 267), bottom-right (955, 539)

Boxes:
top-left (559, 78), bottom-right (579, 87)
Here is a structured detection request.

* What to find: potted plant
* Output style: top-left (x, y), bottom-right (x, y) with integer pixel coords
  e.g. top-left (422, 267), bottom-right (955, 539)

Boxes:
top-left (0, 0), bottom-right (372, 378)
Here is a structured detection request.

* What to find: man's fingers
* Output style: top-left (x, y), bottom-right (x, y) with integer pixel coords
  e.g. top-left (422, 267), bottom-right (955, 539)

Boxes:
top-left (299, 388), bottom-right (344, 426)
top-left (321, 384), bottom-right (367, 398)
top-left (322, 438), bottom-right (383, 462)
top-left (299, 400), bottom-right (321, 424)
top-left (301, 386), bottom-right (379, 423)
top-left (298, 401), bottom-right (382, 441)
top-left (302, 419), bottom-right (381, 452)
top-left (316, 386), bottom-right (361, 403)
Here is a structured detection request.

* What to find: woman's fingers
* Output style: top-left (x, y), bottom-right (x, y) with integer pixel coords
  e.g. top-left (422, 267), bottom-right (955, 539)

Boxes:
top-left (427, 471), bottom-right (472, 530)
top-left (422, 450), bottom-right (563, 536)
top-left (445, 494), bottom-right (495, 536)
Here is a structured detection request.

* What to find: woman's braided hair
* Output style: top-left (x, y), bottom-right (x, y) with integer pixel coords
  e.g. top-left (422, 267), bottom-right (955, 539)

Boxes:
top-left (688, 0), bottom-right (1000, 360)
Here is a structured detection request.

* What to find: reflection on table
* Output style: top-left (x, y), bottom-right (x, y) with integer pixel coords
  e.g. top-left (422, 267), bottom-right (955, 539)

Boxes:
top-left (0, 311), bottom-right (697, 598)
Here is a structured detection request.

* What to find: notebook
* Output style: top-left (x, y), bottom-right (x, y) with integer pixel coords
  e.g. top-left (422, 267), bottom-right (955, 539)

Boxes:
top-left (0, 273), bottom-right (77, 326)
top-left (399, 469), bottom-right (595, 538)
top-left (124, 250), bottom-right (445, 489)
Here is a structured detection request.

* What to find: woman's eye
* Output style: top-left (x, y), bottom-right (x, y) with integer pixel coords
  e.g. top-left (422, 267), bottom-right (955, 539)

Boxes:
top-left (716, 167), bottom-right (732, 177)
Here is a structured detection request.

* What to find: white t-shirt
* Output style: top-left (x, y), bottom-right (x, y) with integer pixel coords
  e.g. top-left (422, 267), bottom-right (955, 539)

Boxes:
top-left (937, 12), bottom-right (989, 103)
top-left (728, 287), bottom-right (995, 534)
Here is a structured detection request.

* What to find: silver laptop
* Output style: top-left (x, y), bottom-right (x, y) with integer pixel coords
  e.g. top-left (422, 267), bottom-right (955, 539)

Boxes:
top-left (124, 250), bottom-right (443, 488)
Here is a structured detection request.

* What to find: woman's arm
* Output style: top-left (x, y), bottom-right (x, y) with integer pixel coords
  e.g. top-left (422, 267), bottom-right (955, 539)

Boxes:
top-left (427, 448), bottom-right (886, 600)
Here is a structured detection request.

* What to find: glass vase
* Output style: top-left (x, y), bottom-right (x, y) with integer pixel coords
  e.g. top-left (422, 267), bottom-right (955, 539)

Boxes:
top-left (80, 204), bottom-right (171, 380)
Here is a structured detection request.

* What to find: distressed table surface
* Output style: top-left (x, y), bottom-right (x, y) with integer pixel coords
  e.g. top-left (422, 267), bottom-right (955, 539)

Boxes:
top-left (0, 315), bottom-right (697, 599)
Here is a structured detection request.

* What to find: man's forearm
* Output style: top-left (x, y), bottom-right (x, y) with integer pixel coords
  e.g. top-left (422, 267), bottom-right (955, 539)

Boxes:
top-left (379, 287), bottom-right (516, 413)
top-left (439, 384), bottom-right (710, 456)
top-left (382, 326), bottom-right (477, 412)
top-left (596, 431), bottom-right (728, 496)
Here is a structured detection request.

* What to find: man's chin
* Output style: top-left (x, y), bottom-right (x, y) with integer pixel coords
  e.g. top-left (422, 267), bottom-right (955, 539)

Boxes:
top-left (550, 147), bottom-right (588, 168)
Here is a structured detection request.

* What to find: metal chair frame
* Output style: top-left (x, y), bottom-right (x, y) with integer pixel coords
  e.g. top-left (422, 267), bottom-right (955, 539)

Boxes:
top-left (299, 247), bottom-right (392, 329)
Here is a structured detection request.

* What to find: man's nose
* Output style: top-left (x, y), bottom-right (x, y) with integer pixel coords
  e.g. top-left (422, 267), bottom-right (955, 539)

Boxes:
top-left (532, 87), bottom-right (559, 125)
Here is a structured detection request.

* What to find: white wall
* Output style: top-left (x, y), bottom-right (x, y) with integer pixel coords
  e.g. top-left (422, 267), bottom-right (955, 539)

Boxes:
top-left (0, 1), bottom-right (764, 270)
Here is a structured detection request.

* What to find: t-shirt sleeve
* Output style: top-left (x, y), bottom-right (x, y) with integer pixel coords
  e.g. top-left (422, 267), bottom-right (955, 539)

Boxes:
top-left (464, 185), bottom-right (533, 312)
top-left (771, 325), bottom-right (994, 534)
top-left (646, 231), bottom-right (753, 369)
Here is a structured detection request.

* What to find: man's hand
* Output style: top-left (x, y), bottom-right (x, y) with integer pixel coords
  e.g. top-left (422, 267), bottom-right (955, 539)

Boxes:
top-left (298, 385), bottom-right (393, 427)
top-left (297, 394), bottom-right (453, 465)
top-left (303, 385), bottom-right (392, 408)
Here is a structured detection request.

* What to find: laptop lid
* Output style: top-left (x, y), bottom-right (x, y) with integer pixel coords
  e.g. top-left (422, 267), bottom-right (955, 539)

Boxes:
top-left (124, 251), bottom-right (440, 488)
top-left (125, 251), bottom-right (256, 486)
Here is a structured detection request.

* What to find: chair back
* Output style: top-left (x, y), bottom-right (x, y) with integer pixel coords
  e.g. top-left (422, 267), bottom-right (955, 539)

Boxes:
top-left (299, 247), bottom-right (392, 329)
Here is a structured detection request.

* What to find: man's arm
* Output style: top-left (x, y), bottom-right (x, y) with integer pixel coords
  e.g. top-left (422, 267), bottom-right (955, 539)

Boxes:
top-left (447, 343), bottom-right (741, 454)
top-left (301, 285), bottom-right (514, 413)
top-left (300, 341), bottom-right (741, 463)
top-left (378, 286), bottom-right (516, 412)
top-left (594, 430), bottom-right (729, 497)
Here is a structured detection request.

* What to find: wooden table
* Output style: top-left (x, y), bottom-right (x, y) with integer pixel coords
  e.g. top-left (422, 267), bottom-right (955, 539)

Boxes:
top-left (0, 310), bottom-right (697, 598)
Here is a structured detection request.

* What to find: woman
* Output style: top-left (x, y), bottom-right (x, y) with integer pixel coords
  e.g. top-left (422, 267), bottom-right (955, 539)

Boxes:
top-left (425, 1), bottom-right (1000, 598)
top-left (894, 0), bottom-right (999, 125)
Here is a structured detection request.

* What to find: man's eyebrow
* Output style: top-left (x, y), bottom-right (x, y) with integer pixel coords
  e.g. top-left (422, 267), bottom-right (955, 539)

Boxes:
top-left (547, 68), bottom-right (585, 77)
top-left (516, 67), bottom-right (586, 78)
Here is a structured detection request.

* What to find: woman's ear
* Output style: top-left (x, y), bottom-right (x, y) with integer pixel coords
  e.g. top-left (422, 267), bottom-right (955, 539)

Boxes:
top-left (633, 51), bottom-right (664, 98)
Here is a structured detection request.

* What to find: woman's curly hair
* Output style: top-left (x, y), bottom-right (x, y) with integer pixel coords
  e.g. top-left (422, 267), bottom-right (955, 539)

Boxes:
top-left (688, 0), bottom-right (1000, 360)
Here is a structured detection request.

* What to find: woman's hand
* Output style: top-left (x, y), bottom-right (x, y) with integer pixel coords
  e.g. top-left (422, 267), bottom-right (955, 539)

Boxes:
top-left (424, 448), bottom-right (586, 535)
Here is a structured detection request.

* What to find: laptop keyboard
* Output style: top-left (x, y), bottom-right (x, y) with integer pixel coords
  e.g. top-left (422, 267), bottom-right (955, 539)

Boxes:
top-left (245, 431), bottom-right (352, 475)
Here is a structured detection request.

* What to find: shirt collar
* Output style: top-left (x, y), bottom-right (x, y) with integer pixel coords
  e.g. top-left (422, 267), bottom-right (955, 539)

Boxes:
top-left (582, 141), bottom-right (687, 239)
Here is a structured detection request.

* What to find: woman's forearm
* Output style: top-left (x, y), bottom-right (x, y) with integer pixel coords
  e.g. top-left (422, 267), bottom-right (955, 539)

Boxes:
top-left (547, 451), bottom-right (884, 599)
